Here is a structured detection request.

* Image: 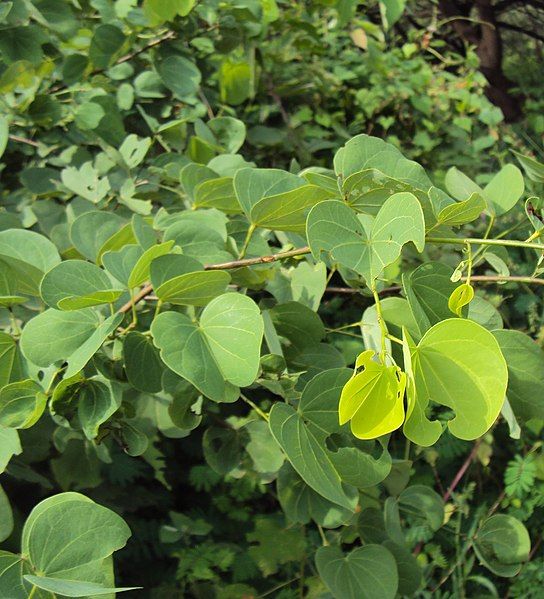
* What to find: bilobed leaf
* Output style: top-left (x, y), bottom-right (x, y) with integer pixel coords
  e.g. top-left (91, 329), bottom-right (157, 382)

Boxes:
top-left (61, 162), bottom-right (110, 203)
top-left (474, 514), bottom-right (530, 577)
top-left (245, 420), bottom-right (285, 473)
top-left (339, 350), bottom-right (406, 440)
top-left (269, 402), bottom-right (354, 510)
top-left (307, 193), bottom-right (424, 283)
top-left (0, 380), bottom-right (46, 429)
top-left (0, 551), bottom-right (25, 599)
top-left (194, 177), bottom-right (242, 213)
top-left (152, 293), bottom-right (263, 399)
top-left (23, 576), bottom-right (140, 597)
top-left (315, 544), bottom-right (398, 599)
top-left (483, 164), bottom-right (524, 216)
top-left (89, 24), bottom-right (125, 69)
top-left (404, 319), bottom-right (508, 446)
top-left (70, 211), bottom-right (126, 262)
top-left (492, 330), bottom-right (544, 422)
top-left (40, 260), bottom-right (123, 310)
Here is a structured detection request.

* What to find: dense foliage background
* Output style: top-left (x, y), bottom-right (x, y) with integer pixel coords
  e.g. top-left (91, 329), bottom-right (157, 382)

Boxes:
top-left (1, 1), bottom-right (544, 598)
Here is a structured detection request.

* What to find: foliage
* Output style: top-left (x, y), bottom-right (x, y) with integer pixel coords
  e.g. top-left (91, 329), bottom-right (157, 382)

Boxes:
top-left (1, 1), bottom-right (544, 598)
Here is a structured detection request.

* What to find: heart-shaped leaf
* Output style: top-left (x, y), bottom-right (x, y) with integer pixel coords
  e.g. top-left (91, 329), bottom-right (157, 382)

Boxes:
top-left (315, 544), bottom-right (398, 599)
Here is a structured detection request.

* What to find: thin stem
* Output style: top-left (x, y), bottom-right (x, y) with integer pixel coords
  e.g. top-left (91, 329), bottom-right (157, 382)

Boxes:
top-left (118, 246), bottom-right (311, 314)
top-left (240, 394), bottom-right (269, 421)
top-left (386, 333), bottom-right (403, 345)
top-left (467, 275), bottom-right (544, 286)
top-left (28, 585), bottom-right (38, 599)
top-left (239, 223), bottom-right (256, 259)
top-left (129, 288), bottom-right (138, 326)
top-left (317, 524), bottom-right (329, 546)
top-left (372, 285), bottom-right (388, 361)
top-left (464, 242), bottom-right (473, 285)
top-left (326, 321), bottom-right (364, 333)
top-left (426, 236), bottom-right (544, 252)
top-left (154, 299), bottom-right (163, 319)
top-left (443, 440), bottom-right (481, 502)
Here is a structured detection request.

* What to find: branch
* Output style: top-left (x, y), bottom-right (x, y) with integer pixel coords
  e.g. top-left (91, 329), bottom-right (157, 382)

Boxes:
top-left (496, 20), bottom-right (544, 43)
top-left (118, 246), bottom-right (311, 314)
top-left (469, 274), bottom-right (544, 286)
top-left (443, 440), bottom-right (481, 502)
top-left (116, 30), bottom-right (176, 65)
top-left (8, 134), bottom-right (40, 148)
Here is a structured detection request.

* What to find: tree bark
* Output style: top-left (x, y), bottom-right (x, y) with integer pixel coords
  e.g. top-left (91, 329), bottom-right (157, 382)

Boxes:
top-left (438, 0), bottom-right (524, 122)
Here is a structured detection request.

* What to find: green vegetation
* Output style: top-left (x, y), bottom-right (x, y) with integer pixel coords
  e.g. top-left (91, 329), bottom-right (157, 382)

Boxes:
top-left (1, 1), bottom-right (544, 597)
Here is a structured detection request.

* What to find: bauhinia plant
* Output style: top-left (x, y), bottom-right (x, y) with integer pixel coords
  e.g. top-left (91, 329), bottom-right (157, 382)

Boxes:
top-left (1, 131), bottom-right (543, 597)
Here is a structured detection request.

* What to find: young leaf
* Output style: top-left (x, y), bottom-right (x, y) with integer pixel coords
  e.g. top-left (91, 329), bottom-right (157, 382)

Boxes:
top-left (448, 283), bottom-right (474, 317)
top-left (340, 350), bottom-right (406, 440)
top-left (0, 380), bottom-right (46, 429)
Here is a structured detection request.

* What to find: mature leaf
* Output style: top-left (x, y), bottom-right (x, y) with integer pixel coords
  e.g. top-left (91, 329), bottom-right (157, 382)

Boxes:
top-left (307, 193), bottom-right (424, 283)
top-left (0, 426), bottom-right (21, 473)
top-left (40, 260), bottom-right (123, 310)
top-left (493, 330), bottom-right (544, 422)
top-left (245, 420), bottom-right (285, 473)
top-left (0, 333), bottom-right (24, 388)
top-left (474, 515), bottom-right (530, 577)
top-left (23, 576), bottom-right (140, 597)
top-left (0, 380), bottom-right (46, 429)
top-left (436, 192), bottom-right (485, 226)
top-left (157, 55), bottom-right (201, 98)
top-left (0, 229), bottom-right (60, 295)
top-left (445, 167), bottom-right (482, 200)
top-left (0, 486), bottom-right (13, 542)
top-left (315, 544), bottom-right (398, 599)
top-left (152, 293), bottom-right (263, 399)
top-left (483, 164), bottom-right (524, 216)
top-left (404, 319), bottom-right (508, 446)
top-left (123, 332), bottom-right (164, 393)
top-left (399, 485), bottom-right (444, 531)
top-left (127, 241), bottom-right (174, 288)
top-left (78, 379), bottom-right (120, 440)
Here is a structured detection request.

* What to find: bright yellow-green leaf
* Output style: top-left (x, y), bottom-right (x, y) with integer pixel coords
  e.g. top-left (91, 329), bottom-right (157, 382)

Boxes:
top-left (448, 283), bottom-right (474, 317)
top-left (340, 350), bottom-right (406, 440)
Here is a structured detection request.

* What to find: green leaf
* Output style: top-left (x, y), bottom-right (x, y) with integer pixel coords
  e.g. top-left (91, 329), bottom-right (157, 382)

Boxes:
top-left (157, 55), bottom-right (201, 98)
top-left (151, 254), bottom-right (231, 306)
top-left (448, 283), bottom-right (474, 317)
top-left (474, 514), bottom-right (530, 577)
top-left (399, 485), bottom-right (444, 531)
top-left (40, 260), bottom-right (123, 310)
top-left (123, 332), bottom-right (164, 393)
top-left (21, 309), bottom-right (121, 376)
top-left (70, 212), bottom-right (127, 262)
top-left (340, 350), bottom-right (406, 439)
top-left (0, 380), bottom-right (46, 429)
top-left (436, 192), bottom-right (485, 226)
top-left (404, 319), bottom-right (508, 446)
top-left (152, 293), bottom-right (263, 400)
top-left (403, 262), bottom-right (459, 336)
top-left (315, 545), bottom-right (398, 599)
top-left (492, 330), bottom-right (544, 422)
top-left (194, 177), bottom-right (242, 214)
top-left (0, 551), bottom-right (25, 599)
top-left (0, 116), bottom-right (7, 159)
top-left (89, 24), bottom-right (125, 69)
top-left (245, 420), bottom-right (284, 474)
top-left (307, 193), bottom-right (424, 283)
top-left (22, 492), bottom-right (131, 579)
top-left (0, 332), bottom-right (24, 388)
top-left (234, 168), bottom-right (331, 231)
top-left (382, 540), bottom-right (422, 596)
top-left (144, 0), bottom-right (195, 24)
top-left (0, 229), bottom-right (61, 295)
top-left (512, 150), bottom-right (544, 183)
top-left (23, 576), bottom-right (140, 597)
top-left (380, 0), bottom-right (406, 29)
top-left (269, 301), bottom-right (325, 351)
top-left (269, 402), bottom-right (354, 510)
top-left (483, 164), bottom-right (524, 216)
top-left (0, 486), bottom-right (13, 542)
top-left (127, 241), bottom-right (174, 288)
top-left (203, 426), bottom-right (242, 474)
top-left (219, 59), bottom-right (251, 105)
top-left (445, 167), bottom-right (482, 201)
top-left (61, 162), bottom-right (110, 203)
top-left (78, 379), bottom-right (120, 440)
top-left (0, 426), bottom-right (21, 473)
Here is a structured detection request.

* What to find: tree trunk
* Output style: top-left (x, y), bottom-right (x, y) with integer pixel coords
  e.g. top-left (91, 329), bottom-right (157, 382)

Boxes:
top-left (438, 0), bottom-right (524, 122)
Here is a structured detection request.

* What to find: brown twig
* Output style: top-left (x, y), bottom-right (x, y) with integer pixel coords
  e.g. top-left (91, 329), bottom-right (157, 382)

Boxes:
top-left (443, 440), bottom-right (481, 502)
top-left (8, 134), bottom-right (40, 148)
top-left (116, 30), bottom-right (176, 65)
top-left (466, 275), bottom-right (544, 286)
top-left (118, 246), bottom-right (311, 314)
